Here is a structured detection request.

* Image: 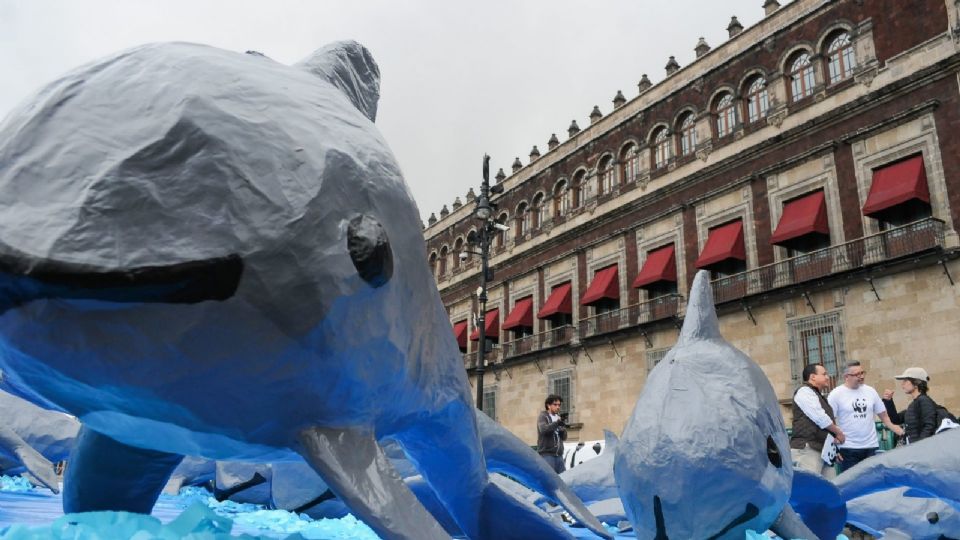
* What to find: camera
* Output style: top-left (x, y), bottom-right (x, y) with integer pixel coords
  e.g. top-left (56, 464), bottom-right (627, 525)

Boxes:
top-left (559, 412), bottom-right (569, 424)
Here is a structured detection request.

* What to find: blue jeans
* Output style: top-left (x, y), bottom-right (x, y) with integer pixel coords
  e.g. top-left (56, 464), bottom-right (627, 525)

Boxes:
top-left (837, 447), bottom-right (877, 473)
top-left (540, 453), bottom-right (566, 474)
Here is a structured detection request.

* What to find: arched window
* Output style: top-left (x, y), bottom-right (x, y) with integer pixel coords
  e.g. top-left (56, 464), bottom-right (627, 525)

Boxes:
top-left (438, 246), bottom-right (448, 277)
top-left (553, 180), bottom-right (570, 217)
top-left (465, 230), bottom-right (478, 262)
top-left (678, 113), bottom-right (697, 157)
top-left (745, 76), bottom-right (769, 123)
top-left (532, 193), bottom-right (546, 229)
top-left (715, 93), bottom-right (736, 138)
top-left (494, 213), bottom-right (508, 248)
top-left (428, 252), bottom-right (438, 277)
top-left (826, 32), bottom-right (856, 84)
top-left (620, 144), bottom-right (639, 184)
top-left (598, 155), bottom-right (616, 196)
top-left (789, 51), bottom-right (815, 102)
top-left (652, 128), bottom-right (671, 169)
top-left (452, 238), bottom-right (464, 269)
top-left (572, 170), bottom-right (586, 207)
top-left (515, 202), bottom-right (529, 240)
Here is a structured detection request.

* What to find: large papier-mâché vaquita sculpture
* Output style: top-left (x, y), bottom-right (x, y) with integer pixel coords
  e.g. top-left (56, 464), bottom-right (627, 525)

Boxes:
top-left (846, 486), bottom-right (960, 540)
top-left (834, 427), bottom-right (960, 512)
top-left (614, 270), bottom-right (812, 539)
top-left (0, 41), bottom-right (608, 540)
top-left (560, 430), bottom-right (619, 506)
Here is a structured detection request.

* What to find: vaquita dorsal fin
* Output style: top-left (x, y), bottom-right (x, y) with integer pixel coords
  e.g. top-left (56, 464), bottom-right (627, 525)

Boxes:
top-left (677, 269), bottom-right (721, 346)
top-left (295, 41), bottom-right (381, 122)
top-left (603, 429), bottom-right (619, 448)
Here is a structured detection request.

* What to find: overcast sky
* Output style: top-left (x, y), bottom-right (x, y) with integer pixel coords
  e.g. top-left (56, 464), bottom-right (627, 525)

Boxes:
top-left (1, 0), bottom-right (771, 223)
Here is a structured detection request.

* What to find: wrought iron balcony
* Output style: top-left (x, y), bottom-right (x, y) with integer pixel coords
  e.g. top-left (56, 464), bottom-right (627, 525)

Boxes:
top-left (502, 325), bottom-right (575, 359)
top-left (712, 217), bottom-right (946, 304)
top-left (463, 345), bottom-right (500, 369)
top-left (578, 293), bottom-right (682, 340)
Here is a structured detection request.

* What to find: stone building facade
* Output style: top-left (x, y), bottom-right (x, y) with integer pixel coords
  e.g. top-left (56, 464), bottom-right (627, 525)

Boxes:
top-left (424, 0), bottom-right (960, 446)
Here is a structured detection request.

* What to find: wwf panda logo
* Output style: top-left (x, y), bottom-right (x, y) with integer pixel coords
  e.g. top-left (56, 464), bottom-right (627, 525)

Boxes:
top-left (852, 398), bottom-right (868, 414)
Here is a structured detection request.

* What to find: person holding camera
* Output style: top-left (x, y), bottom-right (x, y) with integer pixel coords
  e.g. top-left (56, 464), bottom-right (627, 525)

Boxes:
top-left (537, 394), bottom-right (568, 473)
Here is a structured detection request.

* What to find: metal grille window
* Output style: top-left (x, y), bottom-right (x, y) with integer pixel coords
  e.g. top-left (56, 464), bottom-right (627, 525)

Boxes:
top-left (547, 370), bottom-right (573, 416)
top-left (787, 311), bottom-right (846, 389)
top-left (646, 348), bottom-right (670, 373)
top-left (482, 388), bottom-right (497, 421)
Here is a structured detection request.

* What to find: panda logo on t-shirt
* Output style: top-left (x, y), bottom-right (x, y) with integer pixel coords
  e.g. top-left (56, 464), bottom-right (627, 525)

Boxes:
top-left (852, 397), bottom-right (868, 415)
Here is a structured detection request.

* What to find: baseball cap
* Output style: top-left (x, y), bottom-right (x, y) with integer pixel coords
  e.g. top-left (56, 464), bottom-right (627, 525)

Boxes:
top-left (894, 367), bottom-right (929, 381)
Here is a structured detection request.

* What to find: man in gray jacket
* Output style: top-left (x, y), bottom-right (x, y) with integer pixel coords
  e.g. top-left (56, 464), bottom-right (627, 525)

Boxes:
top-left (537, 394), bottom-right (567, 473)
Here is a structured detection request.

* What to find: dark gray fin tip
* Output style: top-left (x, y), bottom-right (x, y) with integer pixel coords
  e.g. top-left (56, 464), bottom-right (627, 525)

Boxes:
top-left (653, 495), bottom-right (669, 540)
top-left (213, 471), bottom-right (267, 502)
top-left (292, 489), bottom-right (337, 514)
top-left (295, 41), bottom-right (381, 122)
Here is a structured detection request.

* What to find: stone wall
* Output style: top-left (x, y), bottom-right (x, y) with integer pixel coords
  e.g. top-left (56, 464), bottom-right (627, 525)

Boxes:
top-left (472, 259), bottom-right (960, 444)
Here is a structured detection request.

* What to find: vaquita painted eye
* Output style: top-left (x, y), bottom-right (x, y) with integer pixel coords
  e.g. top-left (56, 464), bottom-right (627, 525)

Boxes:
top-left (347, 215), bottom-right (393, 287)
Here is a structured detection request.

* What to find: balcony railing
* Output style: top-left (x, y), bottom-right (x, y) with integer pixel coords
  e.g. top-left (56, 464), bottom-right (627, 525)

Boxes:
top-left (465, 219), bottom-right (946, 368)
top-left (578, 294), bottom-right (682, 340)
top-left (495, 295), bottom-right (681, 361)
top-left (712, 217), bottom-right (945, 304)
top-left (502, 325), bottom-right (575, 359)
top-left (462, 345), bottom-right (500, 369)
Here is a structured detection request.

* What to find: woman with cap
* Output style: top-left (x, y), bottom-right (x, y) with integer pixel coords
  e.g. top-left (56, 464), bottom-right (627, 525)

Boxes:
top-left (882, 367), bottom-right (938, 444)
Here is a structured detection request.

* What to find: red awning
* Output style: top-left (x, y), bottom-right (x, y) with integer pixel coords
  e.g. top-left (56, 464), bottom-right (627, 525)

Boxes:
top-left (538, 283), bottom-right (572, 319)
top-left (580, 265), bottom-right (619, 306)
top-left (770, 190), bottom-right (829, 246)
top-left (862, 155), bottom-right (930, 217)
top-left (452, 320), bottom-right (468, 351)
top-left (695, 220), bottom-right (746, 269)
top-left (502, 297), bottom-right (534, 330)
top-left (632, 244), bottom-right (677, 288)
top-left (469, 308), bottom-right (500, 342)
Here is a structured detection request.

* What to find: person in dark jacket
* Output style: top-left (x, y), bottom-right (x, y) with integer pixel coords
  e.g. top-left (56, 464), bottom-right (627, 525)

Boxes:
top-left (536, 394), bottom-right (567, 473)
top-left (883, 367), bottom-right (937, 444)
top-left (790, 363), bottom-right (845, 478)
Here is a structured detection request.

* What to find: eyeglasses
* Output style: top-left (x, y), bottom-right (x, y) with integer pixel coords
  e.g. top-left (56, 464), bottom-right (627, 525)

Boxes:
top-left (845, 371), bottom-right (866, 378)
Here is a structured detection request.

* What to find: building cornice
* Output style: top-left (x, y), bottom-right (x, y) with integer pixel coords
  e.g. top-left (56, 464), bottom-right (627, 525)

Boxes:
top-left (424, 0), bottom-right (837, 238)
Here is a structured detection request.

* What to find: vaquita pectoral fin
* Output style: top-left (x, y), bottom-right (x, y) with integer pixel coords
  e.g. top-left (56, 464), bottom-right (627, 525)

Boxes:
top-left (297, 426), bottom-right (450, 540)
top-left (769, 504), bottom-right (820, 540)
top-left (474, 409), bottom-right (613, 539)
top-left (0, 425), bottom-right (59, 493)
top-left (63, 426), bottom-right (183, 513)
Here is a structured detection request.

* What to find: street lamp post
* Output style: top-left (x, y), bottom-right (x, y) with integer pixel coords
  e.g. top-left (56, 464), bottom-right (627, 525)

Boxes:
top-left (470, 154), bottom-right (503, 411)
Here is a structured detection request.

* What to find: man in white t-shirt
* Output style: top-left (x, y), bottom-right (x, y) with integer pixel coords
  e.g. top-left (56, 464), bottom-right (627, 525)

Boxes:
top-left (827, 361), bottom-right (903, 473)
